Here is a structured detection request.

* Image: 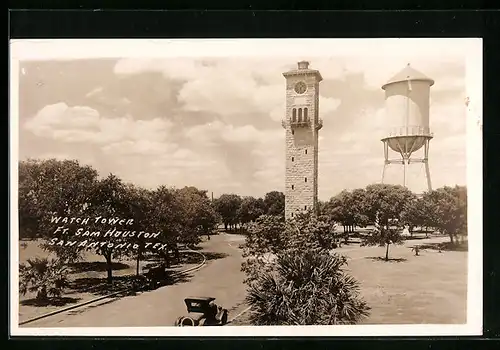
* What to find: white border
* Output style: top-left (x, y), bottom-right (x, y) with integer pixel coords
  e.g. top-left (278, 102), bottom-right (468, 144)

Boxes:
top-left (9, 38), bottom-right (483, 337)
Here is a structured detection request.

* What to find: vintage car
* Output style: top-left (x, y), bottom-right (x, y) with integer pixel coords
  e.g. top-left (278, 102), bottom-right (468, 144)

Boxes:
top-left (143, 264), bottom-right (169, 290)
top-left (174, 297), bottom-right (229, 326)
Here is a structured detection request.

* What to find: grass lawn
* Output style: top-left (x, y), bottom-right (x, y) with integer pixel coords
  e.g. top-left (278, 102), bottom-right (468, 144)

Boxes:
top-left (17, 234), bottom-right (467, 326)
top-left (344, 238), bottom-right (467, 324)
top-left (17, 240), bottom-right (199, 323)
top-left (232, 235), bottom-right (467, 325)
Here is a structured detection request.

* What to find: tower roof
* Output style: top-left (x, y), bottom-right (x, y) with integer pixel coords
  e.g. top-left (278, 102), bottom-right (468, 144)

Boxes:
top-left (381, 64), bottom-right (434, 90)
top-left (283, 61), bottom-right (323, 82)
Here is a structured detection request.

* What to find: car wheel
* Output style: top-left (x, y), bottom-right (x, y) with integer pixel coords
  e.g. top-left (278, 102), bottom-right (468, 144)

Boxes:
top-left (180, 317), bottom-right (195, 326)
top-left (174, 316), bottom-right (184, 326)
top-left (221, 310), bottom-right (228, 325)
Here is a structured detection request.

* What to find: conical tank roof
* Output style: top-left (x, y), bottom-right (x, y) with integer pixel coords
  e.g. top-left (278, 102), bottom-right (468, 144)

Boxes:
top-left (381, 63), bottom-right (434, 90)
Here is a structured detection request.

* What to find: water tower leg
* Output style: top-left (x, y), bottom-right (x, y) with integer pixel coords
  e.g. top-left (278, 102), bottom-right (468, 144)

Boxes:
top-left (382, 162), bottom-right (387, 184)
top-left (403, 158), bottom-right (407, 188)
top-left (381, 140), bottom-right (388, 184)
top-left (424, 139), bottom-right (432, 192)
top-left (424, 160), bottom-right (432, 192)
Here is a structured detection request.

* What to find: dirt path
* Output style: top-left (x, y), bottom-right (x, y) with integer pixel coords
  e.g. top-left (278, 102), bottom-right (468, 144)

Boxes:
top-left (23, 234), bottom-right (247, 327)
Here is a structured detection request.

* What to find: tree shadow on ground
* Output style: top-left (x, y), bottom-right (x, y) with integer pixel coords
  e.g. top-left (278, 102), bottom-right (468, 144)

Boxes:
top-left (20, 296), bottom-right (81, 307)
top-left (69, 270), bottom-right (193, 297)
top-left (69, 274), bottom-right (144, 296)
top-left (419, 241), bottom-right (468, 252)
top-left (136, 272), bottom-right (193, 296)
top-left (223, 229), bottom-right (249, 235)
top-left (68, 261), bottom-right (130, 273)
top-left (404, 236), bottom-right (432, 241)
top-left (365, 257), bottom-right (408, 263)
top-left (347, 232), bottom-right (369, 239)
top-left (184, 245), bottom-right (203, 251)
top-left (181, 251), bottom-right (229, 264)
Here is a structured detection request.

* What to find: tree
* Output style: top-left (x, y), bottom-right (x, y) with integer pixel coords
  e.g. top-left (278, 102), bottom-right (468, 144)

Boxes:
top-left (361, 214), bottom-right (404, 261)
top-left (350, 188), bottom-right (370, 229)
top-left (237, 196), bottom-right (266, 228)
top-left (286, 212), bottom-right (337, 252)
top-left (19, 158), bottom-right (99, 261)
top-left (400, 196), bottom-right (429, 236)
top-left (19, 257), bottom-right (69, 301)
top-left (123, 183), bottom-right (154, 276)
top-left (242, 211), bottom-right (343, 281)
top-left (323, 189), bottom-right (369, 243)
top-left (147, 186), bottom-right (185, 266)
top-left (241, 215), bottom-right (287, 283)
top-left (18, 159), bottom-right (98, 239)
top-left (317, 200), bottom-right (328, 216)
top-left (365, 184), bottom-right (416, 228)
top-left (213, 194), bottom-right (242, 230)
top-left (175, 186), bottom-right (219, 242)
top-left (83, 173), bottom-right (134, 283)
top-left (242, 212), bottom-right (369, 325)
top-left (424, 186), bottom-right (467, 244)
top-left (245, 249), bottom-right (370, 325)
top-left (324, 190), bottom-right (350, 232)
top-left (263, 191), bottom-right (285, 217)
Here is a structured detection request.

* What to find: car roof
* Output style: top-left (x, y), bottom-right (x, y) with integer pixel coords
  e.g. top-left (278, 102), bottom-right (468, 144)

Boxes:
top-left (185, 296), bottom-right (216, 302)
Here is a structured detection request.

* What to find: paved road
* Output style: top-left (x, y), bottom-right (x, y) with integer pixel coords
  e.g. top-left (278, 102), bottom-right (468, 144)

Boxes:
top-left (24, 233), bottom-right (247, 327)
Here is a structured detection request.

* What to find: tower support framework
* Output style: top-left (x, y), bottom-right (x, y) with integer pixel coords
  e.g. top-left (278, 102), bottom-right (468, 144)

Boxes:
top-left (381, 135), bottom-right (433, 193)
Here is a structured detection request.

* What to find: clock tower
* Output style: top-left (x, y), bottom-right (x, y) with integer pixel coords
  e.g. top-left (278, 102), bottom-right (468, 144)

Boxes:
top-left (282, 61), bottom-right (323, 220)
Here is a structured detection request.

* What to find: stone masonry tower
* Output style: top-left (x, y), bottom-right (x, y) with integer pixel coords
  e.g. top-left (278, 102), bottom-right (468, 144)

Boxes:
top-left (282, 61), bottom-right (323, 220)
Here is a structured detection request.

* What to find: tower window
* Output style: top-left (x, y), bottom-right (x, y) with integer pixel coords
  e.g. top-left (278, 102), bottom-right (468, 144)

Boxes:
top-left (291, 185), bottom-right (294, 190)
top-left (292, 130), bottom-right (294, 135)
top-left (305, 177), bottom-right (307, 182)
top-left (292, 108), bottom-right (297, 122)
top-left (305, 149), bottom-right (308, 155)
top-left (298, 108), bottom-right (303, 122)
top-left (304, 108), bottom-right (308, 120)
top-left (305, 205), bottom-right (307, 210)
top-left (291, 157), bottom-right (294, 162)
top-left (291, 213), bottom-right (294, 217)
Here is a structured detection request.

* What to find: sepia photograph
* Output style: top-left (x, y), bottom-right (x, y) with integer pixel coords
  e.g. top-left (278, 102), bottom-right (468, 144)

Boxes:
top-left (9, 38), bottom-right (482, 337)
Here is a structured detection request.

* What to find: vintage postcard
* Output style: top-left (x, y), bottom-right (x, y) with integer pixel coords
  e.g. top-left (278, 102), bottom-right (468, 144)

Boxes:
top-left (9, 38), bottom-right (482, 337)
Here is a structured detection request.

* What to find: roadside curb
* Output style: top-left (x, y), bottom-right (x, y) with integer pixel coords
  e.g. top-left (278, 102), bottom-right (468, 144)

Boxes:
top-left (19, 248), bottom-right (206, 326)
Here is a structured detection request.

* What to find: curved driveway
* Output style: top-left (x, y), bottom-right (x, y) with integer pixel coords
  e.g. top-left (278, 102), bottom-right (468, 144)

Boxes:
top-left (24, 233), bottom-right (247, 327)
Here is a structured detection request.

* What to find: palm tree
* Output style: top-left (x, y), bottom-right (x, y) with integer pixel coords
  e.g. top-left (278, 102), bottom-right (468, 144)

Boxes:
top-left (245, 249), bottom-right (370, 325)
top-left (19, 257), bottom-right (69, 300)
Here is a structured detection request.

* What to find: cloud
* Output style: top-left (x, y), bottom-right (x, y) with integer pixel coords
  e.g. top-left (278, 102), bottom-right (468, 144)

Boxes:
top-left (20, 52), bottom-right (468, 200)
top-left (316, 93), bottom-right (466, 198)
top-left (114, 58), bottom-right (342, 124)
top-left (101, 140), bottom-right (178, 156)
top-left (329, 56), bottom-right (465, 91)
top-left (85, 86), bottom-right (103, 98)
top-left (36, 152), bottom-right (96, 165)
top-left (431, 102), bottom-right (466, 134)
top-left (185, 120), bottom-right (284, 147)
top-left (24, 103), bottom-right (175, 155)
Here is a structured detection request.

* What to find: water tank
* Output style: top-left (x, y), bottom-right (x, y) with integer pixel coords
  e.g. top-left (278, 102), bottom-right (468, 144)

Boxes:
top-left (381, 64), bottom-right (434, 157)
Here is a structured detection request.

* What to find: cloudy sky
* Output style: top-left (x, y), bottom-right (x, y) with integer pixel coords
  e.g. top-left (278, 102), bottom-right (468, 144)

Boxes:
top-left (15, 40), bottom-right (470, 200)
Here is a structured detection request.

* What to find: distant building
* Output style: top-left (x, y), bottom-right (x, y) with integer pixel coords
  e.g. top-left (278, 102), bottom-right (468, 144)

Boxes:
top-left (282, 61), bottom-right (323, 220)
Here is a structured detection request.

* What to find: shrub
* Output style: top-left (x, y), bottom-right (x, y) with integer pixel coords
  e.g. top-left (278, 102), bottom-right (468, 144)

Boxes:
top-left (19, 257), bottom-right (69, 300)
top-left (242, 212), bottom-right (370, 325)
top-left (246, 249), bottom-right (370, 325)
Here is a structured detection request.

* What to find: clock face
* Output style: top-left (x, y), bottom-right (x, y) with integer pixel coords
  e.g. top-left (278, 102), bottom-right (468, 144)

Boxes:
top-left (294, 81), bottom-right (307, 94)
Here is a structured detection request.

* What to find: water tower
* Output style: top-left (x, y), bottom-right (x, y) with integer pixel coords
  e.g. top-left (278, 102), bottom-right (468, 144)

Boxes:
top-left (381, 64), bottom-right (434, 193)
